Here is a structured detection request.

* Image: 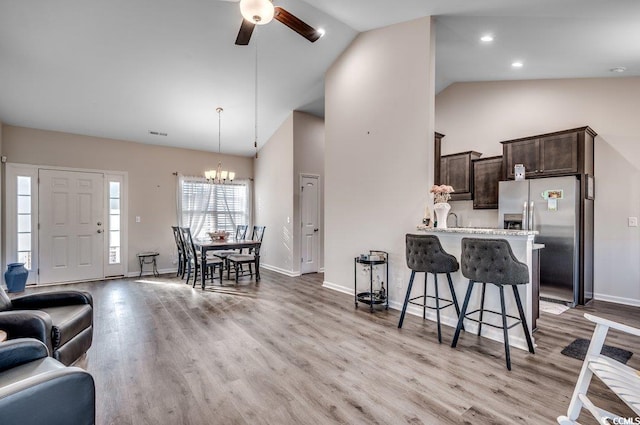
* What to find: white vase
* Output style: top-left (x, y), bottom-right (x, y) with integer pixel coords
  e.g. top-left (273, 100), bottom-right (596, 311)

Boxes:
top-left (433, 202), bottom-right (451, 229)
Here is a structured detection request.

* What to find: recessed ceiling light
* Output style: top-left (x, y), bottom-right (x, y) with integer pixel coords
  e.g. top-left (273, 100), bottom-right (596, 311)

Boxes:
top-left (610, 66), bottom-right (626, 73)
top-left (512, 61), bottom-right (523, 68)
top-left (480, 35), bottom-right (494, 42)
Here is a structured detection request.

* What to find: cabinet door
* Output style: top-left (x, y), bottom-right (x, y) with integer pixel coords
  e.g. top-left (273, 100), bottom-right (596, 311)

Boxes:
top-left (539, 132), bottom-right (578, 175)
top-left (434, 132), bottom-right (444, 184)
top-left (473, 157), bottom-right (503, 209)
top-left (505, 138), bottom-right (539, 179)
top-left (447, 155), bottom-right (471, 194)
top-left (441, 151), bottom-right (481, 200)
top-left (439, 157), bottom-right (447, 185)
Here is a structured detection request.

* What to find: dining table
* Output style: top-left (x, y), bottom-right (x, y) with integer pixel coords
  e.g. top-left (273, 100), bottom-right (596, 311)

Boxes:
top-left (193, 238), bottom-right (262, 289)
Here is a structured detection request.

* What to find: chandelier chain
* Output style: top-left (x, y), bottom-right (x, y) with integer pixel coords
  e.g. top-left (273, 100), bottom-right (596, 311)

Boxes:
top-left (217, 106), bottom-right (223, 154)
top-left (254, 43), bottom-right (259, 158)
top-left (205, 106), bottom-right (234, 184)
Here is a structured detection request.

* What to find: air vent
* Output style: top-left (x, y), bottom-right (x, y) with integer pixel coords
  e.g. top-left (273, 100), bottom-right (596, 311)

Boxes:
top-left (148, 131), bottom-right (168, 136)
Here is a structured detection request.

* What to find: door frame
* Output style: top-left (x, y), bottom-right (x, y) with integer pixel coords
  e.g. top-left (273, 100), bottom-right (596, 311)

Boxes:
top-left (4, 163), bottom-right (129, 284)
top-left (299, 173), bottom-right (321, 274)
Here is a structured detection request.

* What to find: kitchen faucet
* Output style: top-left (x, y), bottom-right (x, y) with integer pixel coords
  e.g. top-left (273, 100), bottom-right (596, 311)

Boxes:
top-left (447, 212), bottom-right (459, 228)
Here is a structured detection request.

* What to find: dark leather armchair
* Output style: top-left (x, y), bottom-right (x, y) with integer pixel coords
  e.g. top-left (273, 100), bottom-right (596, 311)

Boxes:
top-left (0, 338), bottom-right (95, 425)
top-left (0, 286), bottom-right (93, 366)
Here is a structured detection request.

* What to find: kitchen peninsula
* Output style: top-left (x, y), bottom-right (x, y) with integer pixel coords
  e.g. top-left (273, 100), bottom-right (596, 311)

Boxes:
top-left (415, 225), bottom-right (542, 350)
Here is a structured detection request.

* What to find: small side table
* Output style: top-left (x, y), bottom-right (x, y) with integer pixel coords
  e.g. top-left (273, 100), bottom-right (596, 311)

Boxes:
top-left (0, 330), bottom-right (7, 342)
top-left (137, 252), bottom-right (160, 277)
top-left (354, 250), bottom-right (389, 312)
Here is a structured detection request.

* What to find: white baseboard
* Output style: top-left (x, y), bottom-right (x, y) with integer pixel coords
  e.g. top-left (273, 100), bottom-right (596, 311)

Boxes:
top-left (322, 280), bottom-right (353, 296)
top-left (324, 281), bottom-right (532, 351)
top-left (594, 293), bottom-right (640, 307)
top-left (319, 267), bottom-right (325, 273)
top-left (127, 267), bottom-right (177, 278)
top-left (392, 299), bottom-right (531, 350)
top-left (260, 264), bottom-right (301, 277)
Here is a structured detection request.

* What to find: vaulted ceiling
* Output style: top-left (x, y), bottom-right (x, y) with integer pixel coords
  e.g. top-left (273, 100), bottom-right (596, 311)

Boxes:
top-left (0, 0), bottom-right (638, 156)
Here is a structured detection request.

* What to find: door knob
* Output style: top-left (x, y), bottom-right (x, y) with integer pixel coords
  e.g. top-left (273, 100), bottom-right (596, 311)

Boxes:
top-left (97, 229), bottom-right (103, 234)
top-left (314, 228), bottom-right (319, 232)
top-left (97, 221), bottom-right (102, 226)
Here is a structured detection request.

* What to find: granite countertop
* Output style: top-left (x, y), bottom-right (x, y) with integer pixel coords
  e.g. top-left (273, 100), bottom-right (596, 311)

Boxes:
top-left (416, 224), bottom-right (538, 236)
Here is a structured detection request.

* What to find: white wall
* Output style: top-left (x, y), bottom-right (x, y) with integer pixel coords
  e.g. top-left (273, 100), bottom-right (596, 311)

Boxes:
top-left (324, 17), bottom-right (435, 302)
top-left (0, 121), bottom-right (3, 263)
top-left (435, 77), bottom-right (640, 305)
top-left (255, 111), bottom-right (326, 276)
top-left (254, 114), bottom-right (295, 275)
top-left (1, 125), bottom-right (254, 274)
top-left (293, 111), bottom-right (325, 272)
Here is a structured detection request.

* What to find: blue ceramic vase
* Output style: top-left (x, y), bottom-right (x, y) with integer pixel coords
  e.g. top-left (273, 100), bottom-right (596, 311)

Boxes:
top-left (5, 262), bottom-right (28, 293)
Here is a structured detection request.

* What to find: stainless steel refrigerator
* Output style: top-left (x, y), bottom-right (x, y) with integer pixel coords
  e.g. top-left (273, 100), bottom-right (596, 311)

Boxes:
top-left (498, 176), bottom-right (583, 306)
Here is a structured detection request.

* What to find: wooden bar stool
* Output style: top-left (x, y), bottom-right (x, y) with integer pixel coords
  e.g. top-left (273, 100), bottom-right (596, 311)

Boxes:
top-left (451, 238), bottom-right (535, 370)
top-left (398, 234), bottom-right (464, 343)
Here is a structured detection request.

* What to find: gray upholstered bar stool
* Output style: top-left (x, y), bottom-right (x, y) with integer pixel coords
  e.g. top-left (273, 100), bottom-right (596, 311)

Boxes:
top-left (451, 238), bottom-right (535, 370)
top-left (398, 234), bottom-right (464, 343)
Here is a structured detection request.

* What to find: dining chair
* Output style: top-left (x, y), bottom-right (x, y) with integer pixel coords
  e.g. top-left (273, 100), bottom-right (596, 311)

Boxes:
top-left (171, 226), bottom-right (187, 279)
top-left (213, 224), bottom-right (249, 264)
top-left (180, 227), bottom-right (224, 288)
top-left (227, 225), bottom-right (266, 282)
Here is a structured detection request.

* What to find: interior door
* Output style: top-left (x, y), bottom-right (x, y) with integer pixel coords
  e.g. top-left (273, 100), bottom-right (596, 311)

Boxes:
top-left (39, 170), bottom-right (104, 283)
top-left (300, 175), bottom-right (319, 274)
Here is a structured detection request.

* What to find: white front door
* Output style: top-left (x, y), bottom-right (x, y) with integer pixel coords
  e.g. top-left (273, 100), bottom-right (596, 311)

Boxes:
top-left (39, 170), bottom-right (104, 283)
top-left (300, 175), bottom-right (320, 274)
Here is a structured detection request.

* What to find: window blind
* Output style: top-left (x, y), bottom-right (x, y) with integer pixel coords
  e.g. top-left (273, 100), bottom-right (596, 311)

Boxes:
top-left (180, 179), bottom-right (249, 239)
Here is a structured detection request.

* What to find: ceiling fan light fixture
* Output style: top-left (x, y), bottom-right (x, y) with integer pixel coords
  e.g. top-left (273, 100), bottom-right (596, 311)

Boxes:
top-left (240, 0), bottom-right (274, 25)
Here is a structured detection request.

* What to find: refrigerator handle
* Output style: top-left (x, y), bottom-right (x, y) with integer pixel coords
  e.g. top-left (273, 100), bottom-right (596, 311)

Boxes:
top-left (522, 202), bottom-right (528, 230)
top-left (529, 201), bottom-right (534, 231)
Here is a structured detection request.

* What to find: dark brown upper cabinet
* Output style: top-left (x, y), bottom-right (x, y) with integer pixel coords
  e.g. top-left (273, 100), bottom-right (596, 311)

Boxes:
top-left (440, 151), bottom-right (482, 201)
top-left (501, 127), bottom-right (596, 179)
top-left (434, 132), bottom-right (444, 185)
top-left (472, 156), bottom-right (503, 209)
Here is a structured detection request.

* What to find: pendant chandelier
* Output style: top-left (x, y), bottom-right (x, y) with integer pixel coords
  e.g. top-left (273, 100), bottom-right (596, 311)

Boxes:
top-left (205, 107), bottom-right (235, 184)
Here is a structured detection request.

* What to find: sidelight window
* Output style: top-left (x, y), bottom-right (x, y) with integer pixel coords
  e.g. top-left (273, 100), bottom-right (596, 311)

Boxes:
top-left (108, 181), bottom-right (121, 264)
top-left (16, 176), bottom-right (32, 270)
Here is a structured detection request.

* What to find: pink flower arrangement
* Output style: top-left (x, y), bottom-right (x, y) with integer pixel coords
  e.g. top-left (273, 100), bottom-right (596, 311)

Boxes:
top-left (430, 184), bottom-right (454, 203)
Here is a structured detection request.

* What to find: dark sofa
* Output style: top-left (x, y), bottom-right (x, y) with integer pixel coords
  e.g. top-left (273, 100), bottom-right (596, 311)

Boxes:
top-left (0, 286), bottom-right (93, 366)
top-left (0, 338), bottom-right (95, 425)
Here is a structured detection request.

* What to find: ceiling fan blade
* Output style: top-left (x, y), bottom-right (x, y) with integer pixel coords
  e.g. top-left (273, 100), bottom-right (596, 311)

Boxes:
top-left (273, 6), bottom-right (321, 43)
top-left (235, 19), bottom-right (255, 45)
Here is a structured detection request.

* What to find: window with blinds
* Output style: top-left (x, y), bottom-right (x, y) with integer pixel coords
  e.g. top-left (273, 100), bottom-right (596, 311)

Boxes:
top-left (180, 180), bottom-right (249, 239)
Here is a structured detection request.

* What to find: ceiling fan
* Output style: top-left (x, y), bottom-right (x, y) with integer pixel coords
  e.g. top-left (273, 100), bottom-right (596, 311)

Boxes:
top-left (219, 0), bottom-right (323, 45)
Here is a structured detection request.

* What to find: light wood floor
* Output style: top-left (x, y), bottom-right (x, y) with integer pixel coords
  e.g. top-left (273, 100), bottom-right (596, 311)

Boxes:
top-left (27, 271), bottom-right (640, 425)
